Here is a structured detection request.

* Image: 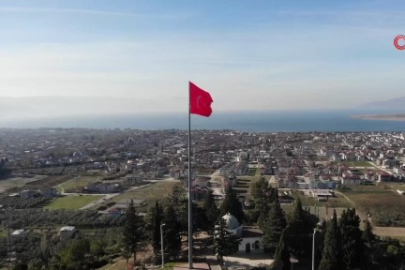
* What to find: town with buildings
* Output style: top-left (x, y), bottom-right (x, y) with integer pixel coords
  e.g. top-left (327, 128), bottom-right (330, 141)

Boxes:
top-left (1, 128), bottom-right (405, 269)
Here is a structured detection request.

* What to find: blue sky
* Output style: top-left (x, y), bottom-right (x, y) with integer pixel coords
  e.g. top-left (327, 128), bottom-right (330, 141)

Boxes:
top-left (0, 0), bottom-right (404, 114)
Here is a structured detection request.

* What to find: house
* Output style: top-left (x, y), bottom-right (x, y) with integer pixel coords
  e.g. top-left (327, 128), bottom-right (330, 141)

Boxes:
top-left (378, 172), bottom-right (392, 182)
top-left (341, 176), bottom-right (362, 185)
top-left (40, 187), bottom-right (58, 198)
top-left (19, 190), bottom-right (38, 199)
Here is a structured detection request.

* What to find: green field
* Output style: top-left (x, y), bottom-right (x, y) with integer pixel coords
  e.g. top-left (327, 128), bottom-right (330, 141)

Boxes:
top-left (59, 176), bottom-right (100, 192)
top-left (44, 195), bottom-right (103, 210)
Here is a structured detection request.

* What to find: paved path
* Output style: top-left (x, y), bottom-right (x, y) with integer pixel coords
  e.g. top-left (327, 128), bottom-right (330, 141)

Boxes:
top-left (206, 256), bottom-right (222, 270)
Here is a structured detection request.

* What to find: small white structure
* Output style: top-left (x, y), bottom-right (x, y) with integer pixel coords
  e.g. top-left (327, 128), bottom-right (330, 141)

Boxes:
top-left (222, 213), bottom-right (264, 253)
top-left (11, 229), bottom-right (26, 238)
top-left (59, 226), bottom-right (76, 239)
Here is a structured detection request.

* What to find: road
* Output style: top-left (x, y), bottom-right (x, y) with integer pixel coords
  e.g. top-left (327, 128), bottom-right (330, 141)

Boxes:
top-left (208, 170), bottom-right (225, 197)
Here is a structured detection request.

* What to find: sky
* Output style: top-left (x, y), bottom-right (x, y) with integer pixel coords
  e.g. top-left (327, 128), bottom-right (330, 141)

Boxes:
top-left (0, 0), bottom-right (405, 117)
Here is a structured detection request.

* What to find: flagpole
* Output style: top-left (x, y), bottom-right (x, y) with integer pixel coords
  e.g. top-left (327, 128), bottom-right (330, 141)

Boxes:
top-left (188, 82), bottom-right (193, 269)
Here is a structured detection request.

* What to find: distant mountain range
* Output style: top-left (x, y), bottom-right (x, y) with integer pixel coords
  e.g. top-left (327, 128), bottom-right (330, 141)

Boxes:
top-left (361, 96), bottom-right (405, 109)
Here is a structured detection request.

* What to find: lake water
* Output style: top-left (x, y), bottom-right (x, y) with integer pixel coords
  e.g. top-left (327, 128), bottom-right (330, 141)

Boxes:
top-left (1, 110), bottom-right (405, 132)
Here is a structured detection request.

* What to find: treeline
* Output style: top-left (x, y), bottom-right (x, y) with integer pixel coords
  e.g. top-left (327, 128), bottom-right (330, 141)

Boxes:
top-left (0, 209), bottom-right (125, 229)
top-left (0, 197), bottom-right (51, 209)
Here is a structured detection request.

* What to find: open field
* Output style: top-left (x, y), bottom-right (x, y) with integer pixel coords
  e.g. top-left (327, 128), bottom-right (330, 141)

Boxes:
top-left (100, 180), bottom-right (180, 211)
top-left (291, 190), bottom-right (353, 208)
top-left (59, 176), bottom-right (100, 192)
top-left (44, 195), bottom-right (103, 210)
top-left (3, 175), bottom-right (73, 194)
top-left (0, 175), bottom-right (47, 193)
top-left (341, 184), bottom-right (405, 226)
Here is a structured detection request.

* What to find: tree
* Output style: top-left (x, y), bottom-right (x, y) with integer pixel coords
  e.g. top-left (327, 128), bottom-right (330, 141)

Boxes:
top-left (250, 178), bottom-right (277, 225)
top-left (122, 200), bottom-right (142, 265)
top-left (40, 233), bottom-right (50, 267)
top-left (203, 191), bottom-right (220, 233)
top-left (286, 199), bottom-right (317, 256)
top-left (221, 187), bottom-right (244, 224)
top-left (272, 230), bottom-right (291, 270)
top-left (146, 201), bottom-right (163, 255)
top-left (214, 218), bottom-right (242, 257)
top-left (339, 209), bottom-right (363, 270)
top-left (263, 198), bottom-right (287, 254)
top-left (318, 210), bottom-right (343, 270)
top-left (59, 239), bottom-right (91, 270)
top-left (163, 204), bottom-right (181, 259)
top-left (362, 220), bottom-right (375, 244)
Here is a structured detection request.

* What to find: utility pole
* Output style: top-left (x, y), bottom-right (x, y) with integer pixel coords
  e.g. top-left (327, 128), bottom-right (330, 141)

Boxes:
top-left (160, 223), bottom-right (166, 268)
top-left (312, 229), bottom-right (316, 270)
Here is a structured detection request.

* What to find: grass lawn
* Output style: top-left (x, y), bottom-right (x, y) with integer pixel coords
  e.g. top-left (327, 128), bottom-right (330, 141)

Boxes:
top-left (341, 184), bottom-right (405, 226)
top-left (59, 176), bottom-right (100, 192)
top-left (0, 228), bottom-right (6, 237)
top-left (44, 195), bottom-right (103, 210)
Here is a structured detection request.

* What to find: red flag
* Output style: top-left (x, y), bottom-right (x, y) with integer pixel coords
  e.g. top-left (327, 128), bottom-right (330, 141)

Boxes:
top-left (189, 82), bottom-right (213, 117)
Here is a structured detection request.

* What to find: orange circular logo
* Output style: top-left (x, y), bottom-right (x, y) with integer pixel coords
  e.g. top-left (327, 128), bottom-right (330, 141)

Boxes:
top-left (394, 35), bottom-right (405, 50)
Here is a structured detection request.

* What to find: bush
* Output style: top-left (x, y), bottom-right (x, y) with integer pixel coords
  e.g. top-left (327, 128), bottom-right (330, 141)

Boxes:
top-left (106, 202), bottom-right (116, 207)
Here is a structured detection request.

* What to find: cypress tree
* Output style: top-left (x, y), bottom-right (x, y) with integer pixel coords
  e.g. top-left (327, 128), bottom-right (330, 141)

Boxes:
top-left (122, 200), bottom-right (142, 265)
top-left (221, 186), bottom-right (244, 224)
top-left (263, 197), bottom-right (287, 254)
top-left (272, 230), bottom-right (291, 270)
top-left (362, 220), bottom-right (375, 244)
top-left (146, 201), bottom-right (163, 255)
top-left (318, 210), bottom-right (343, 270)
top-left (163, 204), bottom-right (181, 258)
top-left (286, 199), bottom-right (315, 256)
top-left (204, 190), bottom-right (220, 232)
top-left (339, 208), bottom-right (363, 270)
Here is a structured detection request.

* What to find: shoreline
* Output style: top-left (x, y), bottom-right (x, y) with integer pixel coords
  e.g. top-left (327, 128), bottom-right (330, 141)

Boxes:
top-left (352, 114), bottom-right (405, 121)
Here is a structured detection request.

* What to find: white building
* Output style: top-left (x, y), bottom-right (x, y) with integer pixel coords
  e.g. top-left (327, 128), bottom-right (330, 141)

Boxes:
top-left (59, 226), bottom-right (76, 239)
top-left (222, 213), bottom-right (264, 253)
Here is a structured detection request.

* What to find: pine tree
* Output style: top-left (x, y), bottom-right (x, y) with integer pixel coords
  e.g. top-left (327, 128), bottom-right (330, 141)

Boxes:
top-left (339, 208), bottom-right (363, 270)
top-left (318, 210), bottom-right (343, 270)
top-left (221, 187), bottom-right (244, 224)
top-left (163, 204), bottom-right (181, 258)
top-left (362, 220), bottom-right (375, 244)
top-left (263, 198), bottom-right (287, 254)
top-left (122, 200), bottom-right (142, 265)
top-left (214, 218), bottom-right (242, 257)
top-left (272, 230), bottom-right (291, 270)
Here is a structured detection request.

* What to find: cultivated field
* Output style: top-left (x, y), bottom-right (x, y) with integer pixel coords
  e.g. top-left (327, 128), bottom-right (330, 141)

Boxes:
top-left (341, 184), bottom-right (405, 226)
top-left (44, 195), bottom-right (103, 210)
